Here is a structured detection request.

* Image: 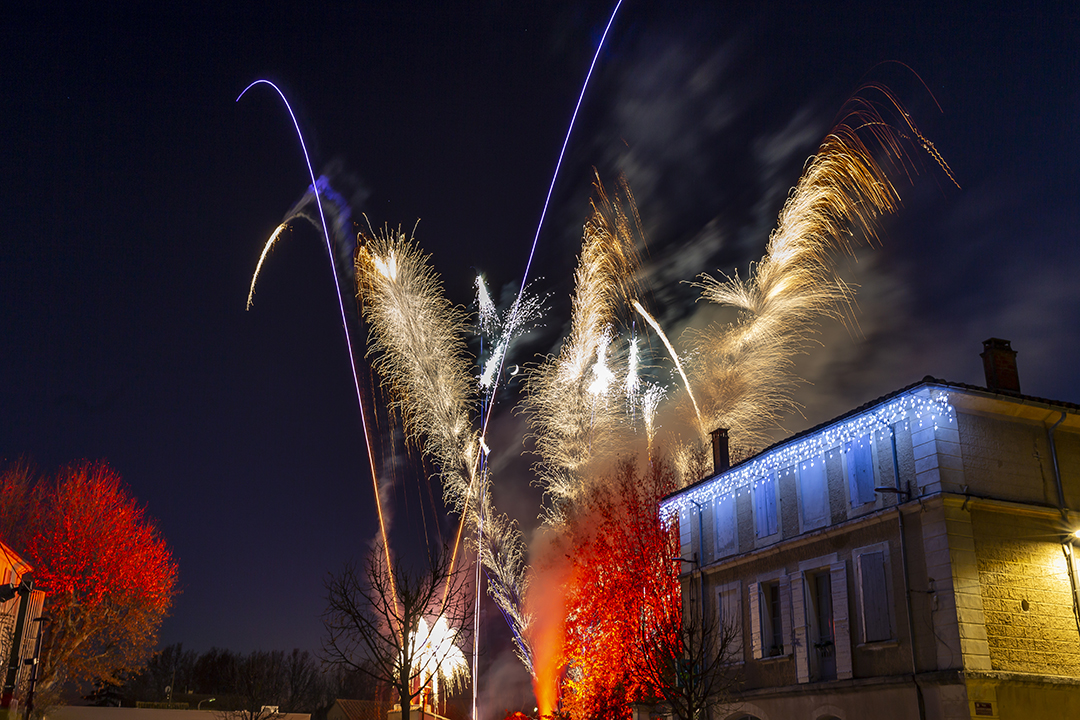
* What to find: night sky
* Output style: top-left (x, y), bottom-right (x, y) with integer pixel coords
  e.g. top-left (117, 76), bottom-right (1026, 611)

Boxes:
top-left (2, 0), bottom-right (1078, 712)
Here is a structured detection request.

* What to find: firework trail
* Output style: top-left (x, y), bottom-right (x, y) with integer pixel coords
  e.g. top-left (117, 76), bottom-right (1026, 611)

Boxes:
top-left (248, 223), bottom-right (289, 310)
top-left (631, 300), bottom-right (703, 432)
top-left (480, 0), bottom-right (625, 436)
top-left (248, 174), bottom-right (358, 310)
top-left (236, 80), bottom-right (398, 618)
top-left (356, 229), bottom-right (478, 513)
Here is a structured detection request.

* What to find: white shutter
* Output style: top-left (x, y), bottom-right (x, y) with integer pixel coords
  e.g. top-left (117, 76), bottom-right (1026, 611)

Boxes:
top-left (847, 437), bottom-right (876, 505)
top-left (790, 572), bottom-right (810, 682)
top-left (799, 460), bottom-right (829, 529)
top-left (831, 562), bottom-right (852, 679)
top-left (714, 493), bottom-right (737, 557)
top-left (748, 581), bottom-right (763, 659)
top-left (859, 551), bottom-right (892, 642)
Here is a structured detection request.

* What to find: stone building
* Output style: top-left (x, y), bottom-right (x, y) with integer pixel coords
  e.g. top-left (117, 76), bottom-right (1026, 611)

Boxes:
top-left (661, 340), bottom-right (1080, 720)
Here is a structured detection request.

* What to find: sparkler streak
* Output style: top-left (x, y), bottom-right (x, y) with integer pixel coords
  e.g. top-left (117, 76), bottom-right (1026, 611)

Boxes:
top-left (631, 300), bottom-right (704, 434)
top-left (477, 0), bottom-right (626, 453)
top-left (247, 223), bottom-right (288, 310)
top-left (236, 80), bottom-right (398, 627)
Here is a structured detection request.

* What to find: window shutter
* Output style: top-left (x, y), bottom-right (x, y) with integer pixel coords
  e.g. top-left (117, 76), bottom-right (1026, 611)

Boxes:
top-left (748, 581), bottom-right (763, 659)
top-left (678, 508), bottom-right (692, 559)
top-left (766, 474), bottom-right (779, 535)
top-left (799, 460), bottom-right (829, 529)
top-left (717, 583), bottom-right (743, 663)
top-left (790, 572), bottom-right (810, 682)
top-left (830, 562), bottom-right (852, 679)
top-left (779, 574), bottom-right (792, 656)
top-left (859, 551), bottom-right (892, 642)
top-left (714, 493), bottom-right (737, 557)
top-left (846, 437), bottom-right (876, 506)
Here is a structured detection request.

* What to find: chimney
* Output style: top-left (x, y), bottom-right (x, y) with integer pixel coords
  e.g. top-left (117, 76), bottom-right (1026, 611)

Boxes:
top-left (981, 338), bottom-right (1021, 394)
top-left (711, 427), bottom-right (730, 475)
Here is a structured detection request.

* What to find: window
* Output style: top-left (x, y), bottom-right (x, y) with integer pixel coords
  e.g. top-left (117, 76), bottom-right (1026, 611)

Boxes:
top-left (716, 581), bottom-right (743, 663)
top-left (798, 459), bottom-right (829, 530)
top-left (749, 577), bottom-right (789, 658)
top-left (856, 549), bottom-right (892, 642)
top-left (792, 558), bottom-right (852, 683)
top-left (714, 492), bottom-right (737, 557)
top-left (753, 472), bottom-right (779, 538)
top-left (845, 435), bottom-right (876, 506)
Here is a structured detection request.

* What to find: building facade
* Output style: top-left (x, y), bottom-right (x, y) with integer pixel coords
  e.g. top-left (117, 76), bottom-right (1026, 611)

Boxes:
top-left (662, 353), bottom-right (1080, 720)
top-left (0, 539), bottom-right (45, 719)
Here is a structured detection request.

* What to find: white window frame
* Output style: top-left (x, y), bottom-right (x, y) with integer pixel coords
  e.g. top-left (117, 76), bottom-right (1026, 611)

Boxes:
top-left (790, 554), bottom-right (852, 683)
top-left (749, 571), bottom-right (791, 660)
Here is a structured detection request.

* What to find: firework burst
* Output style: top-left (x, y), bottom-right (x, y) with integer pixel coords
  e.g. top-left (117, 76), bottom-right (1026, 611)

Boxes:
top-left (408, 615), bottom-right (471, 713)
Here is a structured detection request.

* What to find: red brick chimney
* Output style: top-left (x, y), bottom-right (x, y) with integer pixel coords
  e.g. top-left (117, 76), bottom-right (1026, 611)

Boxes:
top-left (981, 338), bottom-right (1020, 394)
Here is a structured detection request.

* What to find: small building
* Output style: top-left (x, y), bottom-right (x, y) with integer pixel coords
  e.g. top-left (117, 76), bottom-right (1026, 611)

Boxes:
top-left (0, 539), bottom-right (46, 717)
top-left (661, 340), bottom-right (1080, 719)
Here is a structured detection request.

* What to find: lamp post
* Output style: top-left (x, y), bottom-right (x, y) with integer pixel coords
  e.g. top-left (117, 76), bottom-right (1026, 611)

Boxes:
top-left (199, 699), bottom-right (216, 711)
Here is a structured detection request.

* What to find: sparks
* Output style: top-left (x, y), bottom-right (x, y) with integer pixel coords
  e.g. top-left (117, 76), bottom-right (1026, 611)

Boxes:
top-left (408, 616), bottom-right (470, 714)
top-left (247, 223), bottom-right (289, 310)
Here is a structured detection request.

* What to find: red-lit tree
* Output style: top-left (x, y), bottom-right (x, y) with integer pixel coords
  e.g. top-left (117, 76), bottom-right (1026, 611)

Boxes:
top-left (0, 461), bottom-right (178, 702)
top-left (558, 458), bottom-right (738, 720)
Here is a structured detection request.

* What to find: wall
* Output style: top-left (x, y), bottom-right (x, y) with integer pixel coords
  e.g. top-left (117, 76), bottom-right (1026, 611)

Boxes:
top-left (970, 507), bottom-right (1080, 675)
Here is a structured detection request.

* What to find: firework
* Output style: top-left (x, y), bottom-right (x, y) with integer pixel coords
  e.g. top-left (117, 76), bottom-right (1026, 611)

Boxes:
top-left (236, 81), bottom-right (396, 615)
top-left (247, 223), bottom-right (289, 310)
top-left (523, 178), bottom-right (643, 523)
top-left (356, 228), bottom-right (478, 514)
top-left (355, 227), bottom-right (537, 666)
top-left (681, 98), bottom-right (909, 459)
top-left (408, 615), bottom-right (471, 713)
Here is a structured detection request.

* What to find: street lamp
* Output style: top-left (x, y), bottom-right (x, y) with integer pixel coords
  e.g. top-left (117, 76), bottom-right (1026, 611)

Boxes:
top-left (199, 699), bottom-right (216, 710)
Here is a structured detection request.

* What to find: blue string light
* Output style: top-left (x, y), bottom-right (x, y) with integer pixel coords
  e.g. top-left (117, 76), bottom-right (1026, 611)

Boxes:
top-left (661, 390), bottom-right (954, 521)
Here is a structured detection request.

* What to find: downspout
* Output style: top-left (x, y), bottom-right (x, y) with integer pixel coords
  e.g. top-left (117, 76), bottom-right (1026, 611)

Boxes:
top-left (688, 498), bottom-right (706, 623)
top-left (892, 425), bottom-right (926, 720)
top-left (1047, 411), bottom-right (1080, 638)
top-left (1048, 411), bottom-right (1067, 514)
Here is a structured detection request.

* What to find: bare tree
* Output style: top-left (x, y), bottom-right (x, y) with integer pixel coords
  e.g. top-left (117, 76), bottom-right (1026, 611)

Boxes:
top-left (633, 579), bottom-right (742, 720)
top-left (322, 543), bottom-right (472, 720)
top-left (228, 650), bottom-right (286, 720)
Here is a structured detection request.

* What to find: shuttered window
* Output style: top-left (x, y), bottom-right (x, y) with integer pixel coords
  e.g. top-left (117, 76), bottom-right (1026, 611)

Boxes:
top-left (845, 435), bottom-right (876, 506)
top-left (858, 550), bottom-right (891, 642)
top-left (754, 472), bottom-right (779, 538)
top-left (798, 459), bottom-right (828, 530)
top-left (716, 582), bottom-right (743, 663)
top-left (714, 492), bottom-right (737, 557)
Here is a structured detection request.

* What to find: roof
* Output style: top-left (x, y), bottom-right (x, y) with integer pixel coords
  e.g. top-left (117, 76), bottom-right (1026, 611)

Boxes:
top-left (662, 376), bottom-right (1079, 508)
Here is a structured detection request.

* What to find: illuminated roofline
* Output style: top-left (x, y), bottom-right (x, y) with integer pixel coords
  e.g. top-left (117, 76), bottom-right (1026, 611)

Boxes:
top-left (659, 385), bottom-right (955, 521)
